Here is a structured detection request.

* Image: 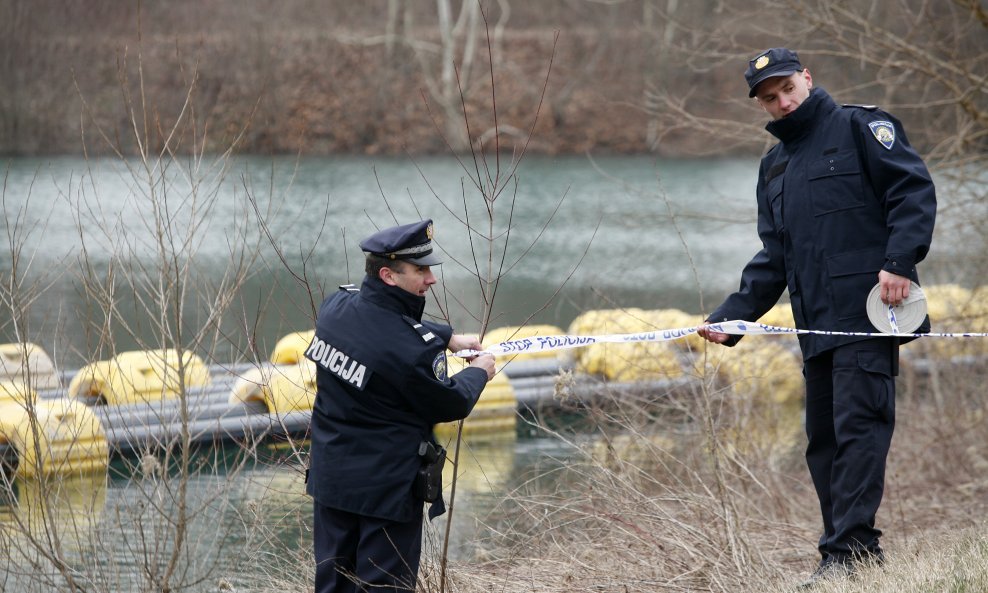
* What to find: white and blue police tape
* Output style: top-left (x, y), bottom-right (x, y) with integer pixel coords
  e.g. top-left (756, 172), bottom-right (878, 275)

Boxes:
top-left (866, 281), bottom-right (927, 334)
top-left (454, 326), bottom-right (701, 358)
top-left (454, 320), bottom-right (988, 358)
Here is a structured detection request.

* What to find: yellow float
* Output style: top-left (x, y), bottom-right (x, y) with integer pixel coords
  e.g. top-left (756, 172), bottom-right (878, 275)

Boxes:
top-left (566, 308), bottom-right (628, 368)
top-left (568, 308), bottom-right (685, 382)
top-left (0, 381), bottom-right (108, 478)
top-left (919, 284), bottom-right (987, 359)
top-left (704, 338), bottom-right (803, 405)
top-left (697, 339), bottom-right (804, 460)
top-left (67, 349), bottom-right (211, 406)
top-left (229, 361), bottom-right (317, 415)
top-left (643, 308), bottom-right (706, 353)
top-left (269, 330), bottom-right (315, 365)
top-left (0, 342), bottom-right (61, 390)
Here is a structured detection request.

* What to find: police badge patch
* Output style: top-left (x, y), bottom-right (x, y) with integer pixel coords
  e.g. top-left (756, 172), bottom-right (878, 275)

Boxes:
top-left (432, 351), bottom-right (448, 381)
top-left (868, 121), bottom-right (896, 150)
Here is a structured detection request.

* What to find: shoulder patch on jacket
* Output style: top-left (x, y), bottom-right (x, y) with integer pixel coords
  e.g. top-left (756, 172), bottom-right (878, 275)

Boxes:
top-left (402, 315), bottom-right (440, 343)
top-left (432, 351), bottom-right (448, 381)
top-left (867, 120), bottom-right (896, 150)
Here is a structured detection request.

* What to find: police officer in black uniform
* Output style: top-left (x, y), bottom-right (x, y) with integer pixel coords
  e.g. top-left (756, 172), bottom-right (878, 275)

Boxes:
top-left (698, 48), bottom-right (936, 585)
top-left (304, 219), bottom-right (496, 593)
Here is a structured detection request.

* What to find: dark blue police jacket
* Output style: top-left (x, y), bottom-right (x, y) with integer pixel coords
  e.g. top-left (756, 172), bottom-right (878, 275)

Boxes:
top-left (305, 275), bottom-right (488, 522)
top-left (709, 88), bottom-right (936, 360)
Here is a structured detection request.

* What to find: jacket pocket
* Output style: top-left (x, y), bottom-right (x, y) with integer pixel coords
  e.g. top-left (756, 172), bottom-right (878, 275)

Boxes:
top-left (826, 248), bottom-right (885, 320)
top-left (807, 150), bottom-right (865, 215)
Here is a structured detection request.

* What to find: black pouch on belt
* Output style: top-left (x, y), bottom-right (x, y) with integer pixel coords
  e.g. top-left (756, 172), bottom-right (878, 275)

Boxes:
top-left (413, 441), bottom-right (447, 502)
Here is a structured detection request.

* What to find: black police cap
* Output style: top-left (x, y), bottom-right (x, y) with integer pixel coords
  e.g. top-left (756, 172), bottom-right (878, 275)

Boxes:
top-left (359, 219), bottom-right (443, 266)
top-left (745, 47), bottom-right (804, 98)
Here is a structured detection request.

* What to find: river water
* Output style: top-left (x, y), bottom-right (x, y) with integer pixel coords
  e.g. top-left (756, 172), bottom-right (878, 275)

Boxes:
top-left (0, 153), bottom-right (970, 591)
top-left (2, 154), bottom-right (766, 365)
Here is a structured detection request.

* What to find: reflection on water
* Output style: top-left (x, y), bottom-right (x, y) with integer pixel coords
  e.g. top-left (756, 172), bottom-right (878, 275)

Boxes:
top-left (0, 435), bottom-right (584, 591)
top-left (0, 472), bottom-right (108, 591)
top-left (0, 471), bottom-right (107, 541)
top-left (427, 434), bottom-right (519, 561)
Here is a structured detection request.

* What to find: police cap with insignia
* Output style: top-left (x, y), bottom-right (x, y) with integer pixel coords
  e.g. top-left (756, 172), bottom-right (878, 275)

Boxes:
top-left (745, 47), bottom-right (804, 98)
top-left (359, 219), bottom-right (443, 266)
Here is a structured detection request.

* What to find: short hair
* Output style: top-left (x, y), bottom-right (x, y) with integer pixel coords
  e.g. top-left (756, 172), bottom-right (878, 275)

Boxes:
top-left (365, 254), bottom-right (406, 278)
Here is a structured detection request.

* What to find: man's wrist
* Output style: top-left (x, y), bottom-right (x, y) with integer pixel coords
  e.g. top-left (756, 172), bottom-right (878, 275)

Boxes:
top-left (882, 255), bottom-right (915, 277)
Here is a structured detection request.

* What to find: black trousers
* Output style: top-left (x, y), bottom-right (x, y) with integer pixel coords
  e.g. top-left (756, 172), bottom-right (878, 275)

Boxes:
top-left (803, 338), bottom-right (897, 561)
top-left (313, 502), bottom-right (423, 593)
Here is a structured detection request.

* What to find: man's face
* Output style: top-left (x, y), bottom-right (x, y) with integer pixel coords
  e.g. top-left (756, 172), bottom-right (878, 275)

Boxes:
top-left (381, 261), bottom-right (437, 296)
top-left (754, 69), bottom-right (813, 120)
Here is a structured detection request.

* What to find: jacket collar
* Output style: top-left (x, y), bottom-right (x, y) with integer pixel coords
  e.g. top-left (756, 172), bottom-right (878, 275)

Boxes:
top-left (765, 87), bottom-right (837, 145)
top-left (360, 274), bottom-right (426, 320)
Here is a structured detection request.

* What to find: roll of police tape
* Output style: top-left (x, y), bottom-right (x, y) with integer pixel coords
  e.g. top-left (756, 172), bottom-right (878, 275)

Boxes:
top-left (453, 320), bottom-right (988, 358)
top-left (866, 282), bottom-right (927, 334)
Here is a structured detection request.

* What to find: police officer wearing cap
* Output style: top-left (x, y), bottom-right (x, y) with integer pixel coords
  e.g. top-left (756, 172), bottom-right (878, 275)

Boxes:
top-left (305, 219), bottom-right (495, 592)
top-left (697, 48), bottom-right (936, 584)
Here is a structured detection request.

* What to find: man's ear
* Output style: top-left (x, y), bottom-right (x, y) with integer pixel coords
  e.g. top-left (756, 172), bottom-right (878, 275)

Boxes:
top-left (379, 264), bottom-right (401, 286)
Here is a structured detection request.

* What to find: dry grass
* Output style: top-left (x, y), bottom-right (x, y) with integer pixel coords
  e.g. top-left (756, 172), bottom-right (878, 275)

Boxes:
top-left (59, 343), bottom-right (984, 593)
top-left (400, 351), bottom-right (988, 593)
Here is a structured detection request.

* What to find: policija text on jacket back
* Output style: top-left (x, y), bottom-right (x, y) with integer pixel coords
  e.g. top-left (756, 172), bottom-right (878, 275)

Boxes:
top-left (304, 219), bottom-right (496, 593)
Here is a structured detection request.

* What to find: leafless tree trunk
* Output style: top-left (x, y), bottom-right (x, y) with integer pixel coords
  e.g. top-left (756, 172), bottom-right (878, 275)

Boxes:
top-left (420, 0), bottom-right (482, 151)
top-left (643, 0), bottom-right (681, 150)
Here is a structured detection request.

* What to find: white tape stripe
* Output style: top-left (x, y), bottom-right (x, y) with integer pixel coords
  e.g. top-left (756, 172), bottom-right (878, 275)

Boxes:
top-left (453, 320), bottom-right (988, 358)
top-left (887, 306), bottom-right (900, 334)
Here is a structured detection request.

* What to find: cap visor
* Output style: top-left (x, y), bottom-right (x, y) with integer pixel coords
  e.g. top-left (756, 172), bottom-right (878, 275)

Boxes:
top-left (748, 69), bottom-right (800, 97)
top-left (406, 253), bottom-right (443, 266)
